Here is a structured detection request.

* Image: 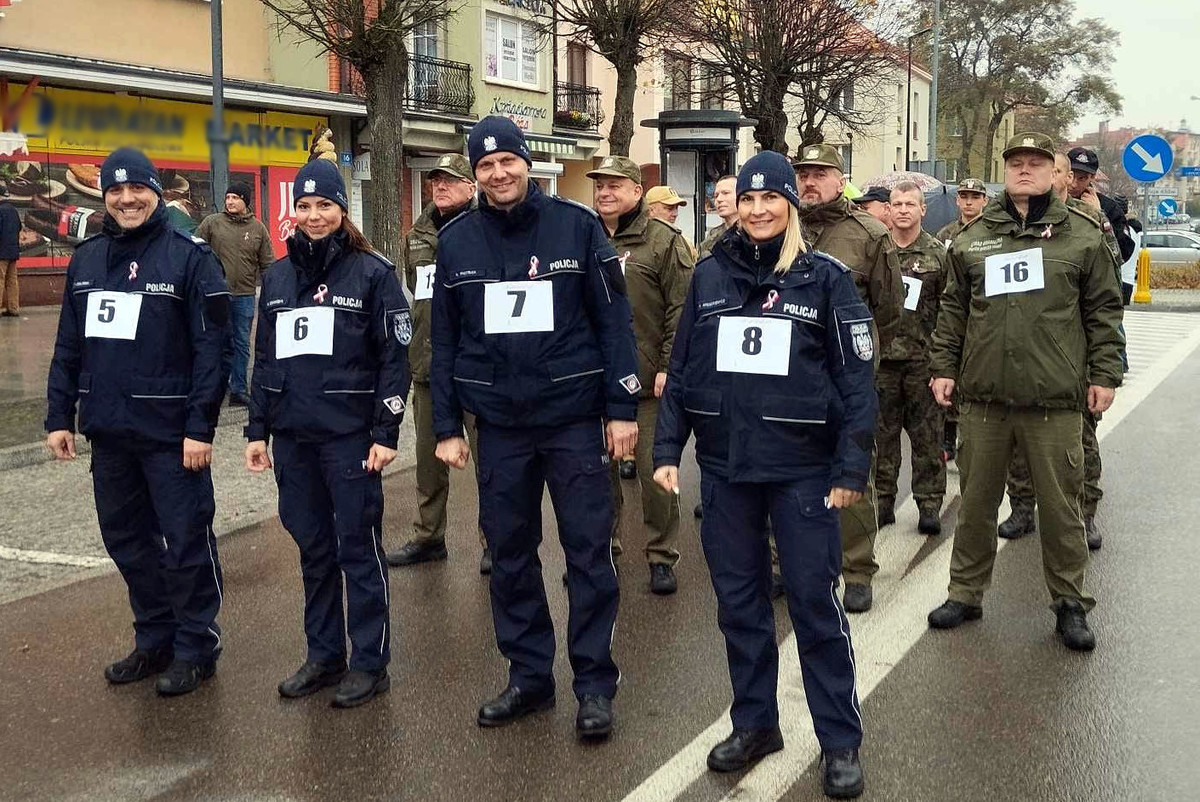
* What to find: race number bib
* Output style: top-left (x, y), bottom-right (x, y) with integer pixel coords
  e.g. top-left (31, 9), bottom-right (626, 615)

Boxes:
top-left (276, 307), bottom-right (335, 359)
top-left (84, 291), bottom-right (143, 340)
top-left (901, 276), bottom-right (922, 311)
top-left (716, 316), bottom-right (792, 376)
top-left (414, 264), bottom-right (436, 301)
top-left (984, 247), bottom-right (1045, 297)
top-left (484, 281), bottom-right (554, 334)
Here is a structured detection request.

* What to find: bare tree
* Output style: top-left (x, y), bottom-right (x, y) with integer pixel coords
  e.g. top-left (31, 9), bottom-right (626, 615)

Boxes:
top-left (551, 0), bottom-right (682, 156)
top-left (677, 0), bottom-right (903, 154)
top-left (259, 0), bottom-right (464, 262)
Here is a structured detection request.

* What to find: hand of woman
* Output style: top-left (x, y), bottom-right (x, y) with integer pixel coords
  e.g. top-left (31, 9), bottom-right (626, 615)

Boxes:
top-left (246, 440), bottom-right (272, 473)
top-left (827, 487), bottom-right (862, 509)
top-left (653, 465), bottom-right (679, 494)
top-left (366, 443), bottom-right (397, 473)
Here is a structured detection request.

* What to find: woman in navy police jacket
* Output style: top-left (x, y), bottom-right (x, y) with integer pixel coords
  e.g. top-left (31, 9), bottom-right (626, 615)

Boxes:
top-left (652, 151), bottom-right (875, 800)
top-left (245, 160), bottom-right (410, 709)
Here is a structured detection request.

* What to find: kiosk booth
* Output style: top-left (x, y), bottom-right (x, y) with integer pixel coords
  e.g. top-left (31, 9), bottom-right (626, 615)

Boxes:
top-left (641, 110), bottom-right (756, 244)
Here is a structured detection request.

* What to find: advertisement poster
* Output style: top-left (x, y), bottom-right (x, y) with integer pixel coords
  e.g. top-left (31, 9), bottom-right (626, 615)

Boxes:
top-left (266, 166), bottom-right (300, 259)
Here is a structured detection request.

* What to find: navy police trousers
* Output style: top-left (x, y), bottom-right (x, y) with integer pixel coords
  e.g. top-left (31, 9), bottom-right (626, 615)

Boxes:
top-left (91, 440), bottom-right (224, 663)
top-left (273, 435), bottom-right (390, 672)
top-left (700, 471), bottom-right (863, 750)
top-left (477, 418), bottom-right (619, 700)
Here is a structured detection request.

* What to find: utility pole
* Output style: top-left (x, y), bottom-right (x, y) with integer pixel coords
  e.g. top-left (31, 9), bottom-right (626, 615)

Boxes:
top-left (929, 0), bottom-right (941, 178)
top-left (905, 27), bottom-right (932, 172)
top-left (210, 0), bottom-right (229, 208)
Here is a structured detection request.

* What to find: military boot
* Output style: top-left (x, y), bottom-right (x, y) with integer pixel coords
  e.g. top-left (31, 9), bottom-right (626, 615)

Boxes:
top-left (998, 501), bottom-right (1036, 539)
top-left (1085, 515), bottom-right (1102, 550)
top-left (917, 506), bottom-right (942, 536)
top-left (943, 421), bottom-right (958, 462)
top-left (877, 499), bottom-right (896, 528)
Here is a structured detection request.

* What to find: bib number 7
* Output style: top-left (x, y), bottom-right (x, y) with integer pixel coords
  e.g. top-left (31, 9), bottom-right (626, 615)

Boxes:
top-left (484, 280), bottom-right (554, 333)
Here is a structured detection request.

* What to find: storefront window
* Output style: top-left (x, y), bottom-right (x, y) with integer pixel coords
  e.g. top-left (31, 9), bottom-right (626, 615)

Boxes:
top-left (484, 12), bottom-right (539, 87)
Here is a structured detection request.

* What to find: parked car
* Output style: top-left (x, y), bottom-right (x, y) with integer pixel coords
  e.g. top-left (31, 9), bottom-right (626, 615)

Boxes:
top-left (1143, 229), bottom-right (1200, 267)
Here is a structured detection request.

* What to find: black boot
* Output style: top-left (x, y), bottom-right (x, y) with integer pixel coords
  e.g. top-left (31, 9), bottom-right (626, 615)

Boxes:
top-left (576, 694), bottom-right (614, 740)
top-left (998, 502), bottom-right (1036, 539)
top-left (842, 582), bottom-right (872, 613)
top-left (1055, 599), bottom-right (1096, 651)
top-left (822, 748), bottom-right (865, 798)
top-left (619, 460), bottom-right (637, 479)
top-left (650, 563), bottom-right (677, 595)
top-left (943, 421), bottom-right (958, 462)
top-left (917, 506), bottom-right (942, 535)
top-left (278, 660), bottom-right (347, 698)
top-left (877, 500), bottom-right (896, 528)
top-left (104, 647), bottom-right (173, 684)
top-left (1085, 515), bottom-right (1102, 550)
top-left (706, 727), bottom-right (784, 772)
top-left (927, 600), bottom-right (983, 629)
top-left (386, 538), bottom-right (448, 566)
top-left (694, 503), bottom-right (704, 519)
top-left (477, 684), bottom-right (555, 727)
top-left (332, 669), bottom-right (390, 708)
top-left (155, 658), bottom-right (216, 696)
top-left (479, 548), bottom-right (492, 575)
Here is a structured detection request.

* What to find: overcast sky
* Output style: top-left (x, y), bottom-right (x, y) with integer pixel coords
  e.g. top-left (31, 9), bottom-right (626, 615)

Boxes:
top-left (1071, 0), bottom-right (1199, 136)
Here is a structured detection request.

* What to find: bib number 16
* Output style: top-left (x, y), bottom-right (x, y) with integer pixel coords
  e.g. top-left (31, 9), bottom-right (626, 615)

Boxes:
top-left (984, 247), bottom-right (1045, 297)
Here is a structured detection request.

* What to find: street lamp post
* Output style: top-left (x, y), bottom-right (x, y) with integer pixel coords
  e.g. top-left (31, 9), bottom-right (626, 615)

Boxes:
top-left (905, 27), bottom-right (933, 172)
top-left (209, 0), bottom-right (229, 208)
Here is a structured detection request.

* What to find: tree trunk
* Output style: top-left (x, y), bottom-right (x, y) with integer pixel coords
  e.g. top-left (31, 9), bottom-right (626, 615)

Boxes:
top-left (608, 52), bottom-right (638, 157)
top-left (362, 47), bottom-right (408, 266)
top-left (982, 109), bottom-right (1002, 183)
top-left (753, 81), bottom-right (790, 154)
top-left (958, 107), bottom-right (978, 179)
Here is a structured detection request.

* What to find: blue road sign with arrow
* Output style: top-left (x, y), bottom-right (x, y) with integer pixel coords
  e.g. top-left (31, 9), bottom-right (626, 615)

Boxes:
top-left (1123, 134), bottom-right (1174, 183)
top-left (1159, 198), bottom-right (1178, 217)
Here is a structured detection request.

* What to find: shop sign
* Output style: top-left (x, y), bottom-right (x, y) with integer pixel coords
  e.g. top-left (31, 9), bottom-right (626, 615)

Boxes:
top-left (489, 97), bottom-right (548, 132)
top-left (267, 166), bottom-right (300, 258)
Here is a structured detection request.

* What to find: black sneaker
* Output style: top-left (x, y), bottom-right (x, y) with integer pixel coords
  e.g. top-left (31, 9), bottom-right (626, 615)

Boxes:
top-left (917, 508), bottom-right (942, 535)
top-left (1055, 599), bottom-right (1096, 651)
top-left (619, 460), bottom-right (637, 480)
top-left (278, 660), bottom-right (347, 698)
top-left (386, 539), bottom-right (448, 567)
top-left (822, 748), bottom-right (865, 798)
top-left (927, 600), bottom-right (983, 629)
top-left (576, 694), bottom-right (614, 740)
top-left (477, 684), bottom-right (555, 727)
top-left (479, 548), bottom-right (492, 575)
top-left (332, 669), bottom-right (390, 708)
top-left (1085, 516), bottom-right (1102, 550)
top-left (694, 503), bottom-right (703, 519)
top-left (155, 658), bottom-right (216, 696)
top-left (104, 647), bottom-right (173, 684)
top-left (877, 501), bottom-right (896, 528)
top-left (649, 563), bottom-right (677, 595)
top-left (706, 727), bottom-right (784, 772)
top-left (842, 582), bottom-right (872, 613)
top-left (998, 502), bottom-right (1036, 539)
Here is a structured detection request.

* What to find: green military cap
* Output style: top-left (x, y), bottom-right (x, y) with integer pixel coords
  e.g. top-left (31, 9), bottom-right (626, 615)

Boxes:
top-left (586, 155), bottom-right (642, 183)
top-left (793, 142), bottom-right (844, 172)
top-left (429, 153), bottom-right (473, 181)
top-left (958, 177), bottom-right (987, 195)
top-left (1001, 132), bottom-right (1056, 160)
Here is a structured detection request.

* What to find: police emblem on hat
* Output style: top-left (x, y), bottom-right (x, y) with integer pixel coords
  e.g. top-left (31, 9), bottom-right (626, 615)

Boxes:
top-left (304, 179), bottom-right (316, 193)
top-left (850, 322), bottom-right (873, 362)
top-left (393, 310), bottom-right (412, 345)
top-left (807, 148), bottom-right (820, 159)
top-left (1022, 137), bottom-right (1035, 147)
top-left (383, 395), bottom-right (406, 416)
top-left (484, 136), bottom-right (498, 152)
top-left (114, 168), bottom-right (128, 183)
top-left (751, 173), bottom-right (765, 190)
top-left (1076, 152), bottom-right (1089, 163)
top-left (619, 374), bottom-right (642, 395)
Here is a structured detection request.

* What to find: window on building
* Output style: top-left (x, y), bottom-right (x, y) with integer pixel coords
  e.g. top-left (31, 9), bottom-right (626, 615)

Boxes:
top-left (840, 144), bottom-right (852, 172)
top-left (566, 41), bottom-right (588, 86)
top-left (843, 83), bottom-right (854, 111)
top-left (410, 21), bottom-right (440, 102)
top-left (912, 92), bottom-right (919, 139)
top-left (485, 12), bottom-right (539, 87)
top-left (663, 54), bottom-right (692, 111)
top-left (896, 83), bottom-right (904, 113)
top-left (697, 62), bottom-right (723, 110)
top-left (895, 147), bottom-right (902, 171)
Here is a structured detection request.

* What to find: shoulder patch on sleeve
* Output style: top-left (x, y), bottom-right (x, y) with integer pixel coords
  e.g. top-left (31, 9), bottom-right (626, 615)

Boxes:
top-left (812, 249), bottom-right (852, 273)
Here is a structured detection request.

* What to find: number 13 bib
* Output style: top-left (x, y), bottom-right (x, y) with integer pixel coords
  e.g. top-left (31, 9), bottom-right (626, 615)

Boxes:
top-left (984, 247), bottom-right (1045, 297)
top-left (716, 316), bottom-right (792, 376)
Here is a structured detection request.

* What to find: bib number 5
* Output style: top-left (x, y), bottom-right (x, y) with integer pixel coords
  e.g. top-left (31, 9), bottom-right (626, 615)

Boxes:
top-left (484, 281), bottom-right (554, 334)
top-left (84, 291), bottom-right (143, 340)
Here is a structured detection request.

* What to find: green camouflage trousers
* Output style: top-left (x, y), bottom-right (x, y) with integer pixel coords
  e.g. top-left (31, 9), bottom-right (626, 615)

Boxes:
top-left (876, 359), bottom-right (946, 511)
top-left (1007, 411), bottom-right (1102, 517)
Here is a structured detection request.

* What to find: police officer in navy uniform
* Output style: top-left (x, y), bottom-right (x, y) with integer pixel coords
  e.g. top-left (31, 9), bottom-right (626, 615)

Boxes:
top-left (245, 159), bottom-right (411, 708)
top-left (46, 147), bottom-right (230, 696)
top-left (431, 116), bottom-right (639, 740)
top-left (654, 151), bottom-right (873, 799)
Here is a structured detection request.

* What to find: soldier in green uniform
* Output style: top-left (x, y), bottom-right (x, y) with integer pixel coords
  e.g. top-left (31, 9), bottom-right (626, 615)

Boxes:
top-left (386, 154), bottom-right (489, 573)
top-left (875, 182), bottom-right (948, 536)
top-left (698, 175), bottom-right (738, 260)
top-left (998, 152), bottom-right (1115, 549)
top-left (927, 133), bottom-right (1124, 652)
top-left (589, 156), bottom-right (694, 595)
top-left (793, 142), bottom-right (905, 613)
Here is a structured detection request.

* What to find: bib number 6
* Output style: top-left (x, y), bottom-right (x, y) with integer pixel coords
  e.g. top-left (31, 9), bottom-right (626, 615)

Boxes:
top-left (293, 316), bottom-right (308, 341)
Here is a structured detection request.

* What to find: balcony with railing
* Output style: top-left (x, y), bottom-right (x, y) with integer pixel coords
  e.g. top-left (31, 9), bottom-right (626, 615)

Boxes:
top-left (554, 82), bottom-right (604, 133)
top-left (340, 54), bottom-right (474, 118)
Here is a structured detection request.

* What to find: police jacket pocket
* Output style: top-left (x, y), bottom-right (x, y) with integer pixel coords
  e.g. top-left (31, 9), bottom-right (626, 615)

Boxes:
top-left (129, 374), bottom-right (189, 437)
top-left (256, 368), bottom-right (285, 393)
top-left (322, 369), bottom-right (374, 395)
top-left (453, 357), bottom-right (495, 386)
top-left (548, 353), bottom-right (604, 383)
top-left (684, 388), bottom-right (722, 417)
top-left (760, 393), bottom-right (827, 425)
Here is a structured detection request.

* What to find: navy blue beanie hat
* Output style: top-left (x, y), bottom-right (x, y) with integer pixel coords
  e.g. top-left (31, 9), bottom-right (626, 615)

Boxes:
top-left (101, 147), bottom-right (163, 196)
top-left (468, 115), bottom-right (533, 170)
top-left (293, 159), bottom-right (348, 211)
top-left (736, 151), bottom-right (801, 210)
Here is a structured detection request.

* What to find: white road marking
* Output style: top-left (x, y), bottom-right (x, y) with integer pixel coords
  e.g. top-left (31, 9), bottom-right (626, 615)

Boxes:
top-left (622, 310), bottom-right (1200, 802)
top-left (0, 545), bottom-right (111, 568)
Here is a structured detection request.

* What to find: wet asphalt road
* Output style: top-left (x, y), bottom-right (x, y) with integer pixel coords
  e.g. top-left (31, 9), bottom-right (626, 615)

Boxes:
top-left (4, 313), bottom-right (1200, 802)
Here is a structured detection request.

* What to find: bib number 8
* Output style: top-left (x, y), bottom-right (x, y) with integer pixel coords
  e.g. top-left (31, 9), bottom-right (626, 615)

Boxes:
top-left (742, 326), bottom-right (763, 355)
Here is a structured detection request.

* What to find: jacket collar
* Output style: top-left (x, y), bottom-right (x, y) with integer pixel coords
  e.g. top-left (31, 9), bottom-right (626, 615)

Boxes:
top-left (479, 180), bottom-right (543, 229)
top-left (798, 195), bottom-right (852, 226)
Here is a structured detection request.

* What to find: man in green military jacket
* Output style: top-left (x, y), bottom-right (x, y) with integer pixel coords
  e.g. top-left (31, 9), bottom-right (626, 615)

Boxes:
top-left (793, 142), bottom-right (905, 613)
top-left (875, 182), bottom-right (949, 537)
top-left (927, 133), bottom-right (1124, 652)
top-left (386, 154), bottom-right (488, 573)
top-left (935, 178), bottom-right (989, 247)
top-left (589, 155), bottom-right (694, 595)
top-left (698, 175), bottom-right (738, 259)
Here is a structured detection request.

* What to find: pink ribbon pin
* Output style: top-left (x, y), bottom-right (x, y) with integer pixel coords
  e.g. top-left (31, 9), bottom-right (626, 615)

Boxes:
top-left (128, 261), bottom-right (139, 281)
top-left (313, 283), bottom-right (329, 303)
top-left (1041, 225), bottom-right (1053, 239)
top-left (528, 256), bottom-right (539, 278)
top-left (761, 289), bottom-right (780, 311)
